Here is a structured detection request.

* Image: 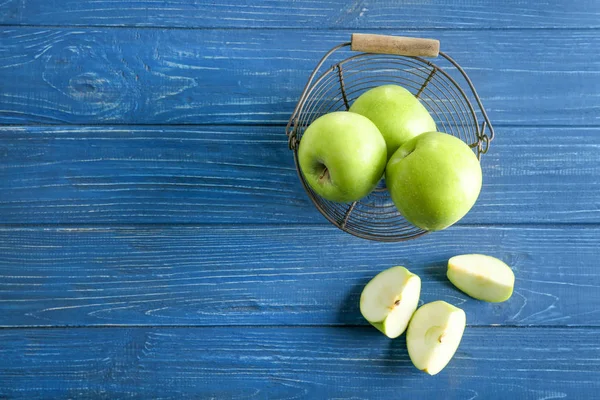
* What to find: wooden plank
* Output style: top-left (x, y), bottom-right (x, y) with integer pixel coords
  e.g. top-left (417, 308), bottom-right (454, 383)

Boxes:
top-left (0, 28), bottom-right (598, 125)
top-left (0, 326), bottom-right (598, 398)
top-left (2, 0), bottom-right (600, 29)
top-left (0, 125), bottom-right (308, 224)
top-left (0, 225), bottom-right (598, 327)
top-left (1, 125), bottom-right (598, 224)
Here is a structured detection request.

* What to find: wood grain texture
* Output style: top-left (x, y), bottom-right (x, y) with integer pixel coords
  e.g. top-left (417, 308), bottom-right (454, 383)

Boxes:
top-left (0, 0), bottom-right (597, 397)
top-left (2, 0), bottom-right (600, 29)
top-left (1, 326), bottom-right (599, 399)
top-left (1, 125), bottom-right (598, 224)
top-left (1, 225), bottom-right (598, 327)
top-left (1, 28), bottom-right (599, 125)
top-left (351, 33), bottom-right (440, 57)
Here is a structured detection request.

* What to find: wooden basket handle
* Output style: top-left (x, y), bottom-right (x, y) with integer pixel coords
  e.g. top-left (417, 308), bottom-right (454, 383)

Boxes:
top-left (351, 33), bottom-right (440, 57)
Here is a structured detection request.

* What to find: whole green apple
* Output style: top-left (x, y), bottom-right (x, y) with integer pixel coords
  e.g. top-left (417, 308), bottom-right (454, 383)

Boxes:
top-left (349, 85), bottom-right (436, 157)
top-left (386, 132), bottom-right (482, 231)
top-left (298, 111), bottom-right (387, 203)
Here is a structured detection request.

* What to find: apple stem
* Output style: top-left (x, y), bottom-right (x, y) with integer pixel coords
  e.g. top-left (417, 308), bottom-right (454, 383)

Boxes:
top-left (394, 299), bottom-right (401, 306)
top-left (318, 167), bottom-right (330, 183)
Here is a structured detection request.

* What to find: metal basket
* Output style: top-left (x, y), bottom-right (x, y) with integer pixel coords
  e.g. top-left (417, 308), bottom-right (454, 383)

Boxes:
top-left (286, 34), bottom-right (495, 242)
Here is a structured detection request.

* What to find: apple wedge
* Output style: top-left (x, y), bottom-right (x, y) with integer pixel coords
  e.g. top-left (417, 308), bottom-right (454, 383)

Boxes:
top-left (407, 301), bottom-right (466, 375)
top-left (447, 254), bottom-right (515, 302)
top-left (360, 266), bottom-right (421, 339)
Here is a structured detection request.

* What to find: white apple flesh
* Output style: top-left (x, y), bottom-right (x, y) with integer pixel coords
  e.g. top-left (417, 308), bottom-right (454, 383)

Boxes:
top-left (407, 301), bottom-right (466, 375)
top-left (360, 266), bottom-right (421, 339)
top-left (448, 254), bottom-right (515, 302)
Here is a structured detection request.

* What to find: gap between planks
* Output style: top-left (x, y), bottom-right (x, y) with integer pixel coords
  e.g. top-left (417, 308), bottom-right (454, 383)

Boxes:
top-left (3, 123), bottom-right (600, 128)
top-left (1, 324), bottom-right (599, 330)
top-left (0, 223), bottom-right (599, 229)
top-left (2, 25), bottom-right (600, 31)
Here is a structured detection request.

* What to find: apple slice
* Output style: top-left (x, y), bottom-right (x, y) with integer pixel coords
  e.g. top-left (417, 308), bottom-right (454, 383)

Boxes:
top-left (447, 254), bottom-right (515, 303)
top-left (360, 266), bottom-right (421, 339)
top-left (406, 301), bottom-right (466, 375)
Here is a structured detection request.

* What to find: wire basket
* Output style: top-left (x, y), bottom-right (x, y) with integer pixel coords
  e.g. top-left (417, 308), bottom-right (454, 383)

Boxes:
top-left (286, 34), bottom-right (495, 242)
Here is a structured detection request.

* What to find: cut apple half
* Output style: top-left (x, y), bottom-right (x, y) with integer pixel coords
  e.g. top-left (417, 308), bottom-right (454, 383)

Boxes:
top-left (448, 254), bottom-right (515, 303)
top-left (407, 301), bottom-right (466, 375)
top-left (360, 266), bottom-right (421, 339)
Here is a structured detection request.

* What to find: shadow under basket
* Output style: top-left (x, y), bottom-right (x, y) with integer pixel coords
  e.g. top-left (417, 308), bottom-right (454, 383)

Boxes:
top-left (286, 33), bottom-right (495, 242)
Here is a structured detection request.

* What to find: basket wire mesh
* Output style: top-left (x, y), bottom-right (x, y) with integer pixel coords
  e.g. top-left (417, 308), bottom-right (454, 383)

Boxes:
top-left (286, 37), bottom-right (494, 242)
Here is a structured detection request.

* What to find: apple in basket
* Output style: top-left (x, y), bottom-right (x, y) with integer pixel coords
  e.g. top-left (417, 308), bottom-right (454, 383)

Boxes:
top-left (385, 132), bottom-right (482, 231)
top-left (350, 84), bottom-right (437, 158)
top-left (297, 111), bottom-right (387, 203)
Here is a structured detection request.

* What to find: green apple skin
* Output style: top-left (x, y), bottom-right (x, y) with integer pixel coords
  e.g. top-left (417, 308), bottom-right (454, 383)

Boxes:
top-left (406, 301), bottom-right (466, 376)
top-left (349, 85), bottom-right (436, 157)
top-left (385, 132), bottom-right (482, 231)
top-left (359, 266), bottom-right (421, 339)
top-left (298, 111), bottom-right (387, 203)
top-left (448, 254), bottom-right (515, 302)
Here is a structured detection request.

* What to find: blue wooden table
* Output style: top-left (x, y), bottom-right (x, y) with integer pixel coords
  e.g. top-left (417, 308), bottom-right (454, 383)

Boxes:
top-left (1, 1), bottom-right (600, 398)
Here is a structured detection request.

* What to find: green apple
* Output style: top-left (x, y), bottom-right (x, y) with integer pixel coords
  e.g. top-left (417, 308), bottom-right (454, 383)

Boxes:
top-left (448, 254), bottom-right (515, 302)
top-left (298, 111), bottom-right (387, 203)
top-left (349, 85), bottom-right (436, 157)
top-left (406, 301), bottom-right (466, 375)
top-left (385, 132), bottom-right (482, 231)
top-left (360, 266), bottom-right (421, 339)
